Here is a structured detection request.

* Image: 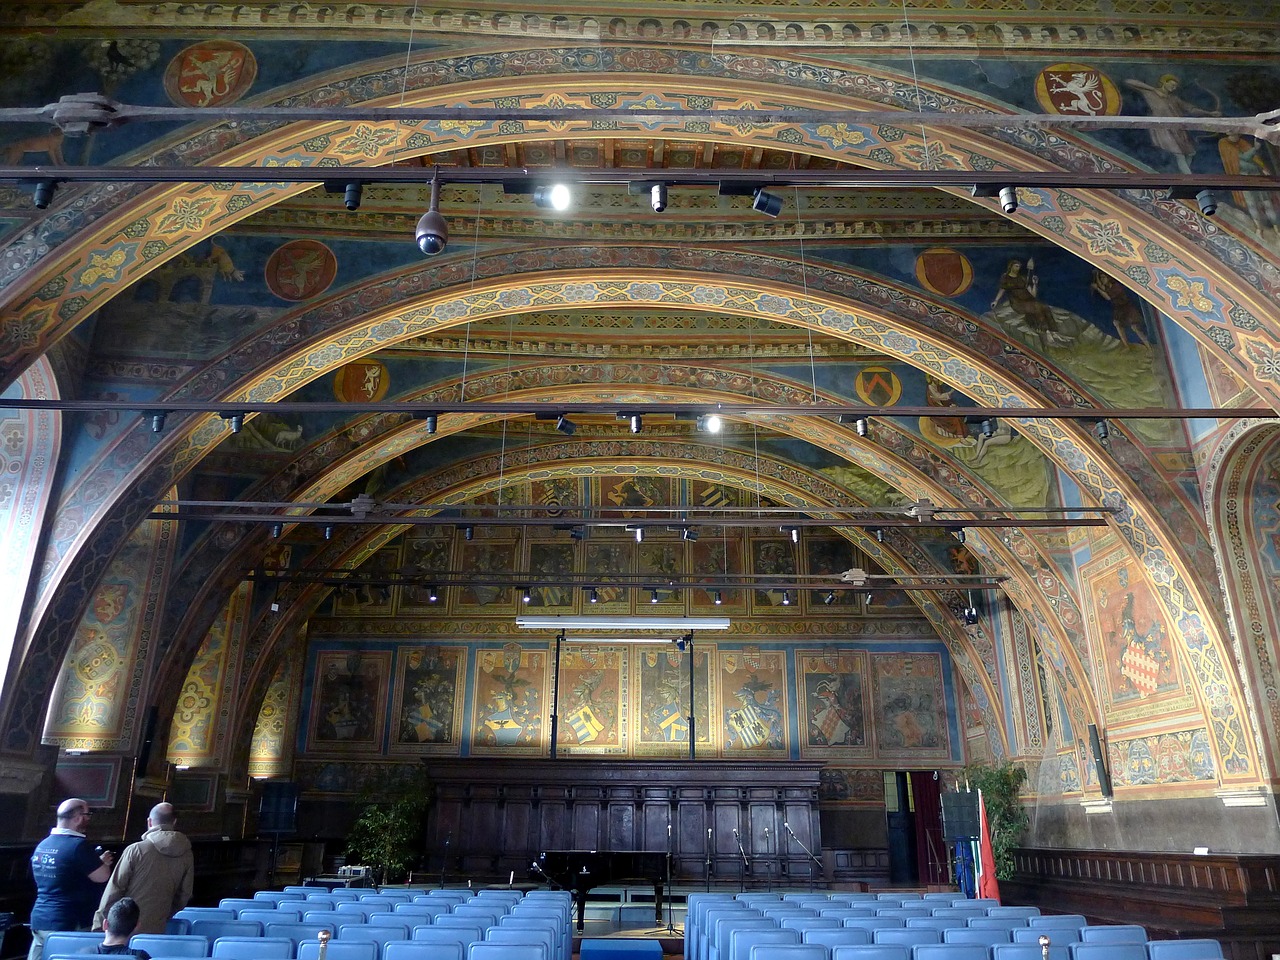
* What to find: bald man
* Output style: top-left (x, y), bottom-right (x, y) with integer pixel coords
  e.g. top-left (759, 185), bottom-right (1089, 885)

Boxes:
top-left (29, 799), bottom-right (115, 960)
top-left (94, 803), bottom-right (193, 936)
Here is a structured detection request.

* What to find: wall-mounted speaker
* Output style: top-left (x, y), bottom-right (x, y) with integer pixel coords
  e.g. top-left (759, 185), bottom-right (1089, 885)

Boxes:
top-left (259, 781), bottom-right (299, 834)
top-left (135, 705), bottom-right (159, 778)
top-left (1088, 723), bottom-right (1113, 798)
top-left (940, 790), bottom-right (979, 840)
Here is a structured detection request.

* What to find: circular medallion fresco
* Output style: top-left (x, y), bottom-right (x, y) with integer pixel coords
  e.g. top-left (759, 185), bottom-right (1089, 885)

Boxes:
top-left (164, 40), bottom-right (258, 108)
top-left (854, 365), bottom-right (902, 406)
top-left (914, 247), bottom-right (974, 298)
top-left (265, 240), bottom-right (338, 302)
top-left (334, 360), bottom-right (390, 403)
top-left (1034, 63), bottom-right (1121, 116)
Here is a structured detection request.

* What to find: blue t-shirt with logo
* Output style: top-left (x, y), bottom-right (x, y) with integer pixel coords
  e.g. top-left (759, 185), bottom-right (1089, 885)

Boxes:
top-left (30, 833), bottom-right (104, 930)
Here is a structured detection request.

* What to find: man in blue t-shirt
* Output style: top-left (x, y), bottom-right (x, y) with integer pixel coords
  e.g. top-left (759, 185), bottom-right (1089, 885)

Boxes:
top-left (29, 798), bottom-right (115, 960)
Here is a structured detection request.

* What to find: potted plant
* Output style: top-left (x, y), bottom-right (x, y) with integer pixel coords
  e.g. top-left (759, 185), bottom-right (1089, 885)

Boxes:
top-left (344, 788), bottom-right (430, 885)
top-left (964, 760), bottom-right (1029, 878)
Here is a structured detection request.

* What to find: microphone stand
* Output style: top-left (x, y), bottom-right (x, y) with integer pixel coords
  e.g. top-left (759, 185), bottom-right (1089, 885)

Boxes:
top-left (530, 859), bottom-right (563, 890)
top-left (665, 818), bottom-right (676, 934)
top-left (783, 822), bottom-right (822, 892)
top-left (704, 827), bottom-right (712, 893)
top-left (439, 832), bottom-right (451, 889)
top-left (763, 827), bottom-right (773, 893)
top-left (732, 829), bottom-right (749, 893)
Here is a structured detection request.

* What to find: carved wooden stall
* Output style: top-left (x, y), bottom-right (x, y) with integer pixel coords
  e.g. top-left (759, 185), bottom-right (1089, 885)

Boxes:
top-left (423, 759), bottom-right (825, 887)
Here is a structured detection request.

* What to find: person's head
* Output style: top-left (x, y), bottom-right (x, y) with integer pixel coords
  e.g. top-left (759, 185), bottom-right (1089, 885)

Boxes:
top-left (148, 802), bottom-right (176, 830)
top-left (1158, 73), bottom-right (1179, 91)
top-left (104, 898), bottom-right (141, 940)
top-left (55, 798), bottom-right (92, 831)
top-left (1006, 260), bottom-right (1023, 276)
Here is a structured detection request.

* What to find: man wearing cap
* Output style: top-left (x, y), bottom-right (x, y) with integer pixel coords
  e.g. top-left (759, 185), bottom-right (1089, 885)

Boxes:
top-left (29, 799), bottom-right (115, 960)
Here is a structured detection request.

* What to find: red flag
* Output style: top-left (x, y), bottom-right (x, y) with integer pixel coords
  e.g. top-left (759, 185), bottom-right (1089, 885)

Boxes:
top-left (977, 788), bottom-right (1001, 903)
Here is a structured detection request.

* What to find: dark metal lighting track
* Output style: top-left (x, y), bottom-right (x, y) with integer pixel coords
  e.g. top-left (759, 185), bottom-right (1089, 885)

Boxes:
top-left (1, 164), bottom-right (1278, 196)
top-left (0, 398), bottom-right (1271, 420)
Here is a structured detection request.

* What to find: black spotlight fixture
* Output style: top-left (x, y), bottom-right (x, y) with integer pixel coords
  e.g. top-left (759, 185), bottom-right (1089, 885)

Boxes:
top-left (415, 412), bottom-right (439, 435)
top-left (414, 169), bottom-right (448, 255)
top-left (555, 415), bottom-right (577, 436)
top-left (626, 413), bottom-right (642, 434)
top-left (713, 590), bottom-right (723, 606)
top-left (1095, 419), bottom-right (1111, 441)
top-left (963, 591), bottom-right (980, 625)
top-left (270, 523), bottom-right (283, 539)
top-left (589, 587), bottom-right (599, 604)
top-left (220, 412), bottom-right (244, 433)
top-left (751, 187), bottom-right (783, 218)
top-left (650, 183), bottom-right (668, 213)
top-left (343, 182), bottom-right (362, 211)
top-left (682, 527), bottom-right (698, 542)
top-left (980, 419), bottom-right (995, 439)
top-left (33, 179), bottom-right (57, 210)
top-left (955, 528), bottom-right (966, 544)
top-left (1196, 189), bottom-right (1217, 216)
top-left (631, 526), bottom-right (644, 543)
top-left (998, 185), bottom-right (1018, 214)
top-left (521, 586), bottom-right (532, 604)
top-left (873, 527), bottom-right (885, 544)
top-left (568, 526), bottom-right (586, 542)
top-left (855, 417), bottom-right (870, 438)
top-left (823, 591), bottom-right (836, 606)
top-left (428, 586), bottom-right (439, 603)
top-left (464, 526), bottom-right (474, 541)
top-left (149, 412), bottom-right (167, 434)
top-left (789, 527), bottom-right (800, 544)
top-left (533, 183), bottom-right (572, 210)
top-left (323, 525), bottom-right (333, 540)
top-left (781, 590), bottom-right (792, 606)
top-left (650, 589), bottom-right (660, 604)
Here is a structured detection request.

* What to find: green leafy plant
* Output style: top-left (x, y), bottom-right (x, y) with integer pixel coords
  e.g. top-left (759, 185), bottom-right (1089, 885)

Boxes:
top-left (964, 760), bottom-right (1029, 879)
top-left (344, 788), bottom-right (430, 885)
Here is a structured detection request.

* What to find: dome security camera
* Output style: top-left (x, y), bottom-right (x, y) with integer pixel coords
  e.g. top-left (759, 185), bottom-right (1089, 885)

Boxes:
top-left (415, 209), bottom-right (448, 256)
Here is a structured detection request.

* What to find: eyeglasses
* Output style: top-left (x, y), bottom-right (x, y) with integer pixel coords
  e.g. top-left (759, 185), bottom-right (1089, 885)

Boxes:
top-left (76, 808), bottom-right (92, 816)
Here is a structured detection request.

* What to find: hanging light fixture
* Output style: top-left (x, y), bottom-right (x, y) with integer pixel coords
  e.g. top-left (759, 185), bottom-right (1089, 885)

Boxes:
top-left (414, 169), bottom-right (448, 255)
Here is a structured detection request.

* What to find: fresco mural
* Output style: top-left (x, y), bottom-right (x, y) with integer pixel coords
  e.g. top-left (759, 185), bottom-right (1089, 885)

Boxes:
top-left (307, 651), bottom-right (390, 752)
top-left (526, 542), bottom-right (576, 608)
top-left (400, 536), bottom-right (452, 612)
top-left (555, 646), bottom-right (626, 755)
top-left (636, 643), bottom-right (711, 754)
top-left (471, 642), bottom-right (546, 755)
top-left (752, 537), bottom-right (798, 610)
top-left (799, 649), bottom-right (869, 758)
top-left (248, 658), bottom-right (295, 778)
top-left (392, 645), bottom-right (464, 752)
top-left (719, 648), bottom-right (787, 756)
top-left (458, 540), bottom-right (517, 609)
top-left (872, 654), bottom-right (951, 759)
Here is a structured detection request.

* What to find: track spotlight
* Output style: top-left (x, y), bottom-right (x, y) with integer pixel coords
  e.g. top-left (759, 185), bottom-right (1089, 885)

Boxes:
top-left (415, 412), bottom-right (438, 434)
top-left (682, 528), bottom-right (698, 542)
top-left (522, 586), bottom-right (532, 604)
top-left (414, 170), bottom-right (448, 255)
top-left (1196, 189), bottom-right (1217, 216)
top-left (855, 417), bottom-right (869, 438)
top-left (781, 590), bottom-right (792, 606)
top-left (963, 591), bottom-right (980, 625)
top-left (631, 526), bottom-right (644, 543)
top-left (33, 179), bottom-right (57, 209)
top-left (323, 525), bottom-right (333, 540)
top-left (464, 526), bottom-right (474, 541)
top-left (713, 590), bottom-right (723, 606)
top-left (998, 185), bottom-right (1018, 214)
top-left (569, 526), bottom-right (585, 542)
top-left (823, 591), bottom-right (836, 606)
top-left (428, 586), bottom-right (439, 603)
top-left (344, 182), bottom-right (362, 211)
top-left (651, 589), bottom-right (660, 604)
top-left (555, 415), bottom-right (577, 436)
top-left (873, 527), bottom-right (885, 544)
top-left (628, 413), bottom-right (642, 434)
top-left (863, 592), bottom-right (873, 606)
top-left (698, 414), bottom-right (723, 434)
top-left (150, 412), bottom-right (167, 434)
top-left (955, 528), bottom-right (966, 544)
top-left (221, 412), bottom-right (244, 433)
top-left (980, 419), bottom-right (995, 439)
top-left (270, 523), bottom-right (282, 539)
top-left (751, 187), bottom-right (783, 218)
top-left (589, 587), bottom-right (599, 604)
top-left (650, 183), bottom-right (668, 213)
top-left (789, 527), bottom-right (800, 544)
top-left (533, 183), bottom-right (572, 211)
top-left (1094, 419), bottom-right (1110, 441)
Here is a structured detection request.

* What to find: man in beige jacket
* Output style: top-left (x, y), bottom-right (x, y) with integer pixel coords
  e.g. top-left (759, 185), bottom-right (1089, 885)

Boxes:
top-left (94, 803), bottom-right (194, 935)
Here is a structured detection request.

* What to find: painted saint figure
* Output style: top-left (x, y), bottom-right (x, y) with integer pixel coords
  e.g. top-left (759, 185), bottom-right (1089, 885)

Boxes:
top-left (991, 258), bottom-right (1067, 349)
top-left (1090, 271), bottom-right (1151, 346)
top-left (1122, 74), bottom-right (1221, 174)
top-left (1218, 134), bottom-right (1280, 237)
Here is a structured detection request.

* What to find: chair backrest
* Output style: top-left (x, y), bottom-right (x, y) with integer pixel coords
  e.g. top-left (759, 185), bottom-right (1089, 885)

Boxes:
top-left (283, 887), bottom-right (313, 895)
top-left (713, 917), bottom-right (775, 960)
top-left (877, 910), bottom-right (931, 920)
top-left (336, 903), bottom-right (392, 919)
top-left (412, 928), bottom-right (481, 949)
top-left (396, 905), bottom-right (450, 921)
top-left (327, 892), bottom-right (363, 902)
top-left (987, 909), bottom-right (1041, 920)
top-left (175, 909), bottom-right (236, 922)
top-left (451, 906), bottom-right (506, 924)
top-left (297, 940), bottom-right (380, 960)
top-left (911, 945), bottom-right (993, 960)
top-left (42, 932), bottom-right (105, 958)
top-left (969, 919), bottom-right (1028, 930)
top-left (944, 929), bottom-right (1013, 946)
top-left (781, 918), bottom-right (841, 933)
top-left (263, 922), bottom-right (338, 945)
top-left (1079, 927), bottom-right (1148, 945)
top-left (1028, 917), bottom-right (1088, 930)
top-left (931, 909), bottom-right (985, 919)
top-left (1013, 930), bottom-right (1067, 945)
top-left (993, 944), bottom-right (1071, 960)
top-left (189, 920), bottom-right (263, 943)
top-left (475, 891), bottom-right (523, 905)
top-left (483, 928), bottom-right (551, 960)
top-left (905, 920), bottom-right (956, 932)
top-left (238, 910), bottom-right (299, 926)
top-left (431, 919), bottom-right (487, 942)
top-left (875, 929), bottom-right (941, 946)
top-left (467, 945), bottom-right (543, 960)
top-left (217, 900), bottom-right (261, 914)
top-left (751, 947), bottom-right (828, 960)
top-left (339, 927), bottom-right (413, 950)
top-left (729, 927), bottom-right (801, 960)
top-left (843, 919), bottom-right (908, 932)
top-left (363, 920), bottom-right (414, 936)
top-left (829, 945), bottom-right (912, 960)
top-left (386, 943), bottom-right (464, 960)
top-left (360, 894), bottom-right (414, 905)
top-left (211, 937), bottom-right (294, 960)
top-left (255, 894), bottom-right (307, 905)
top-left (128, 935), bottom-right (210, 959)
top-left (1145, 941), bottom-right (1224, 960)
top-left (1069, 944), bottom-right (1150, 960)
top-left (803, 930), bottom-right (873, 949)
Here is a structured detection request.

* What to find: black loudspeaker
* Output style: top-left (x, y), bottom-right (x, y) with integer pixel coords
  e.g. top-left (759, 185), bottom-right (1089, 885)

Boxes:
top-left (1088, 723), bottom-right (1113, 798)
top-left (940, 790), bottom-right (979, 839)
top-left (259, 781), bottom-right (299, 834)
top-left (135, 705), bottom-right (159, 777)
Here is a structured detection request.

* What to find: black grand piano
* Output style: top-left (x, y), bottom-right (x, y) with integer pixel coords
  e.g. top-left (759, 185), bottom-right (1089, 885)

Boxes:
top-left (533, 849), bottom-right (668, 931)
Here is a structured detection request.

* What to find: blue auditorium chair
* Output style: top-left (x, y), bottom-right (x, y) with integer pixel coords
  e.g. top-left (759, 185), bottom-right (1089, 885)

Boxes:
top-left (189, 920), bottom-right (263, 943)
top-left (297, 940), bottom-right (379, 960)
top-left (255, 893), bottom-right (306, 906)
top-left (483, 927), bottom-right (552, 960)
top-left (911, 943), bottom-right (993, 960)
top-left (411, 928), bottom-right (481, 952)
top-left (217, 900), bottom-right (262, 914)
top-left (1070, 943), bottom-right (1149, 960)
top-left (42, 932), bottom-right (105, 957)
top-left (387, 943), bottom-right (464, 960)
top-left (750, 947), bottom-right (827, 960)
top-left (128, 935), bottom-right (210, 958)
top-left (987, 908), bottom-right (1041, 920)
top-left (993, 943), bottom-right (1071, 960)
top-left (875, 929), bottom-right (941, 946)
top-left (211, 937), bottom-right (294, 960)
top-left (1145, 943), bottom-right (1224, 960)
top-left (944, 928), bottom-right (1013, 946)
top-left (1079, 927), bottom-right (1148, 944)
top-left (830, 946), bottom-right (912, 960)
top-left (467, 945), bottom-right (542, 960)
top-left (728, 927), bottom-right (801, 960)
top-left (803, 929), bottom-right (873, 950)
top-left (263, 921), bottom-right (338, 946)
top-left (906, 919), bottom-right (957, 933)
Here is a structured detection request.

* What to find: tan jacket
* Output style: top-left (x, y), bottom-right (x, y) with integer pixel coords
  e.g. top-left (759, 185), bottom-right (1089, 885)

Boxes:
top-left (94, 827), bottom-right (194, 935)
